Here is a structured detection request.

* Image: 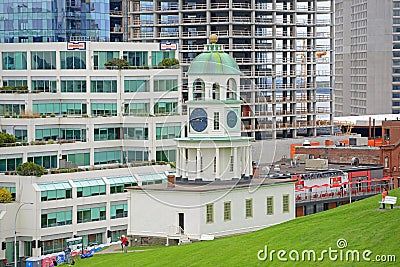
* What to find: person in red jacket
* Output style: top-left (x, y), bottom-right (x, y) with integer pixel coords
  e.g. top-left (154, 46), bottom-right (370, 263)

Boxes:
top-left (120, 235), bottom-right (128, 253)
top-left (381, 187), bottom-right (388, 209)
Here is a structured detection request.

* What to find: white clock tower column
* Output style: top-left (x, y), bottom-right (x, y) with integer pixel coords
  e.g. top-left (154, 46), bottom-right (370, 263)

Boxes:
top-left (175, 35), bottom-right (254, 182)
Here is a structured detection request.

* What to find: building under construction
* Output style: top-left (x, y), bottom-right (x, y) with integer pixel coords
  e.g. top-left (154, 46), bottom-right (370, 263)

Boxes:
top-left (128, 0), bottom-right (334, 139)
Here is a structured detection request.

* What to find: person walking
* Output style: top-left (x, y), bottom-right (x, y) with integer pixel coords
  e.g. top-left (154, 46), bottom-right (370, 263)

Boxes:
top-left (120, 235), bottom-right (128, 253)
top-left (64, 246), bottom-right (72, 264)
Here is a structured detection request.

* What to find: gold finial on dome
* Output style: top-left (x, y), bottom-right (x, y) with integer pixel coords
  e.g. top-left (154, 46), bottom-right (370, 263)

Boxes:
top-left (209, 34), bottom-right (218, 44)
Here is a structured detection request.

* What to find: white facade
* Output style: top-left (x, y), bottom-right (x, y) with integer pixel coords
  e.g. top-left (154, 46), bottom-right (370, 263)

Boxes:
top-left (0, 41), bottom-right (185, 263)
top-left (129, 180), bottom-right (295, 240)
top-left (0, 42), bottom-right (184, 168)
top-left (128, 39), bottom-right (295, 243)
top-left (334, 0), bottom-right (392, 116)
top-left (176, 42), bottom-right (253, 181)
top-left (0, 165), bottom-right (171, 261)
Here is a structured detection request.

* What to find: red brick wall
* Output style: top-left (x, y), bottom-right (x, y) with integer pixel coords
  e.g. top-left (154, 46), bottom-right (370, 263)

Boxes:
top-left (295, 147), bottom-right (381, 165)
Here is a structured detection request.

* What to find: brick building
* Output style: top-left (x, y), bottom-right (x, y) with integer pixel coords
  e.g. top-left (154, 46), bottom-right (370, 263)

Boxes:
top-left (294, 119), bottom-right (400, 188)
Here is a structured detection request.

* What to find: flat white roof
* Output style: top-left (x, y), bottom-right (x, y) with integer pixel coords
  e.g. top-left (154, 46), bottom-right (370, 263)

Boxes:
top-left (334, 114), bottom-right (400, 127)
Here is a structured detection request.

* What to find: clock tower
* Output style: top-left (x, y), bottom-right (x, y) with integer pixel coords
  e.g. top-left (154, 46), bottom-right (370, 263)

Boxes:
top-left (176, 35), bottom-right (254, 182)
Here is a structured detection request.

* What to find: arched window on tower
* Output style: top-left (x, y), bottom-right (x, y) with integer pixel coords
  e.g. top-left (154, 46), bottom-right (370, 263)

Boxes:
top-left (212, 83), bottom-right (220, 100)
top-left (226, 78), bottom-right (237, 100)
top-left (384, 156), bottom-right (389, 169)
top-left (193, 78), bottom-right (205, 100)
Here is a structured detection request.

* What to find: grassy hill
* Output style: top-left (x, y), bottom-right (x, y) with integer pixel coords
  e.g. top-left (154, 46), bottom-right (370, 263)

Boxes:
top-left (80, 189), bottom-right (400, 266)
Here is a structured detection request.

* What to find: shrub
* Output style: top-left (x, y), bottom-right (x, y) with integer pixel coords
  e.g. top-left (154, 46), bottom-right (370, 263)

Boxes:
top-left (0, 132), bottom-right (16, 144)
top-left (16, 162), bottom-right (46, 177)
top-left (158, 58), bottom-right (180, 68)
top-left (105, 58), bottom-right (130, 69)
top-left (0, 188), bottom-right (13, 203)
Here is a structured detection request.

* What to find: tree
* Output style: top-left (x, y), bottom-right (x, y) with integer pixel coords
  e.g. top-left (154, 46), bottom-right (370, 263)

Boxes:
top-left (158, 58), bottom-right (179, 68)
top-left (0, 132), bottom-right (16, 144)
top-left (0, 188), bottom-right (13, 203)
top-left (104, 58), bottom-right (130, 69)
top-left (16, 162), bottom-right (46, 177)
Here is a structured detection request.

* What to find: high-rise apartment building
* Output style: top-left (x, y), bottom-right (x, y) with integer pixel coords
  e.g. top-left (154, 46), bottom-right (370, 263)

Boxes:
top-left (334, 0), bottom-right (392, 116)
top-left (128, 0), bottom-right (334, 139)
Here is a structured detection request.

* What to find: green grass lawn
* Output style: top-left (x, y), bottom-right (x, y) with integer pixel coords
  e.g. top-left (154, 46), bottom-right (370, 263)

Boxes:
top-left (79, 189), bottom-right (400, 267)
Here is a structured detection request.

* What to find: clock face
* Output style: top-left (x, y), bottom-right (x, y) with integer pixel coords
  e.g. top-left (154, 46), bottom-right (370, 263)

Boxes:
top-left (227, 110), bottom-right (238, 128)
top-left (190, 108), bottom-right (208, 132)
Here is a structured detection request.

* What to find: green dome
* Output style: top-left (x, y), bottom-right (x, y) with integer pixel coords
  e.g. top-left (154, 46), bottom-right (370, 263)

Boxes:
top-left (188, 51), bottom-right (242, 75)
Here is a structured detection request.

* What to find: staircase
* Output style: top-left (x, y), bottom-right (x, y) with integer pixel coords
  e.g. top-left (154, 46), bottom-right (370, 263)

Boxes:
top-left (166, 225), bottom-right (192, 246)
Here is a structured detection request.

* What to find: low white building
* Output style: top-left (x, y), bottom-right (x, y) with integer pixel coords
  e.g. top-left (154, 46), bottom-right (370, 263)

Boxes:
top-left (129, 178), bottom-right (295, 243)
top-left (127, 36), bottom-right (295, 245)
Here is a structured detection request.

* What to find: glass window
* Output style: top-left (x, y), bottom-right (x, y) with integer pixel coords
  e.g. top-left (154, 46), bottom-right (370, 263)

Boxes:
top-left (94, 151), bottom-right (121, 165)
top-left (27, 155), bottom-right (57, 169)
top-left (266, 196), bottom-right (274, 215)
top-left (0, 103), bottom-right (25, 116)
top-left (61, 80), bottom-right (87, 93)
top-left (41, 238), bottom-right (67, 255)
top-left (91, 80), bottom-right (117, 93)
top-left (31, 51), bottom-right (56, 70)
top-left (283, 194), bottom-right (289, 213)
top-left (224, 201), bottom-right (231, 221)
top-left (66, 152), bottom-right (90, 166)
top-left (2, 52), bottom-right (27, 70)
top-left (206, 203), bottom-right (214, 223)
top-left (109, 176), bottom-right (138, 194)
top-left (123, 51), bottom-right (148, 66)
top-left (156, 149), bottom-right (176, 162)
top-left (41, 210), bottom-right (72, 228)
top-left (212, 83), bottom-right (220, 100)
top-left (123, 127), bottom-right (148, 140)
top-left (125, 150), bottom-right (149, 162)
top-left (193, 79), bottom-right (205, 100)
top-left (77, 206), bottom-right (106, 223)
top-left (0, 158), bottom-right (22, 172)
top-left (124, 103), bottom-right (150, 116)
top-left (245, 198), bottom-right (253, 218)
top-left (154, 101), bottom-right (178, 115)
top-left (154, 79), bottom-right (178, 92)
top-left (32, 80), bottom-right (57, 93)
top-left (227, 78), bottom-right (238, 100)
top-left (155, 125), bottom-right (180, 140)
top-left (124, 80), bottom-right (149, 92)
top-left (151, 51), bottom-right (175, 66)
top-left (14, 129), bottom-right (27, 142)
top-left (213, 112), bottom-right (220, 130)
top-left (93, 51), bottom-right (119, 70)
top-left (75, 179), bottom-right (106, 197)
top-left (38, 182), bottom-right (72, 202)
top-left (94, 127), bottom-right (121, 141)
top-left (91, 103), bottom-right (117, 116)
top-left (110, 203), bottom-right (128, 219)
top-left (60, 51), bottom-right (86, 69)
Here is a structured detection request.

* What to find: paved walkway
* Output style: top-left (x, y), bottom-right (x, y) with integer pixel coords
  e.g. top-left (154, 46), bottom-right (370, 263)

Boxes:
top-left (96, 244), bottom-right (150, 254)
top-left (96, 244), bottom-right (123, 254)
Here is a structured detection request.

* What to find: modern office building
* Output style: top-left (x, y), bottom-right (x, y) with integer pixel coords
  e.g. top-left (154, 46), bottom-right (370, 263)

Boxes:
top-left (128, 0), bottom-right (334, 139)
top-left (0, 165), bottom-right (172, 262)
top-left (0, 42), bottom-right (183, 169)
top-left (334, 0), bottom-right (392, 116)
top-left (0, 41), bottom-right (183, 263)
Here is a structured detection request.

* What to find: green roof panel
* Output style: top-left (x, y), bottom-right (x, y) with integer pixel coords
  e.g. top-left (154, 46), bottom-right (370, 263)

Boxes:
top-left (187, 52), bottom-right (242, 75)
